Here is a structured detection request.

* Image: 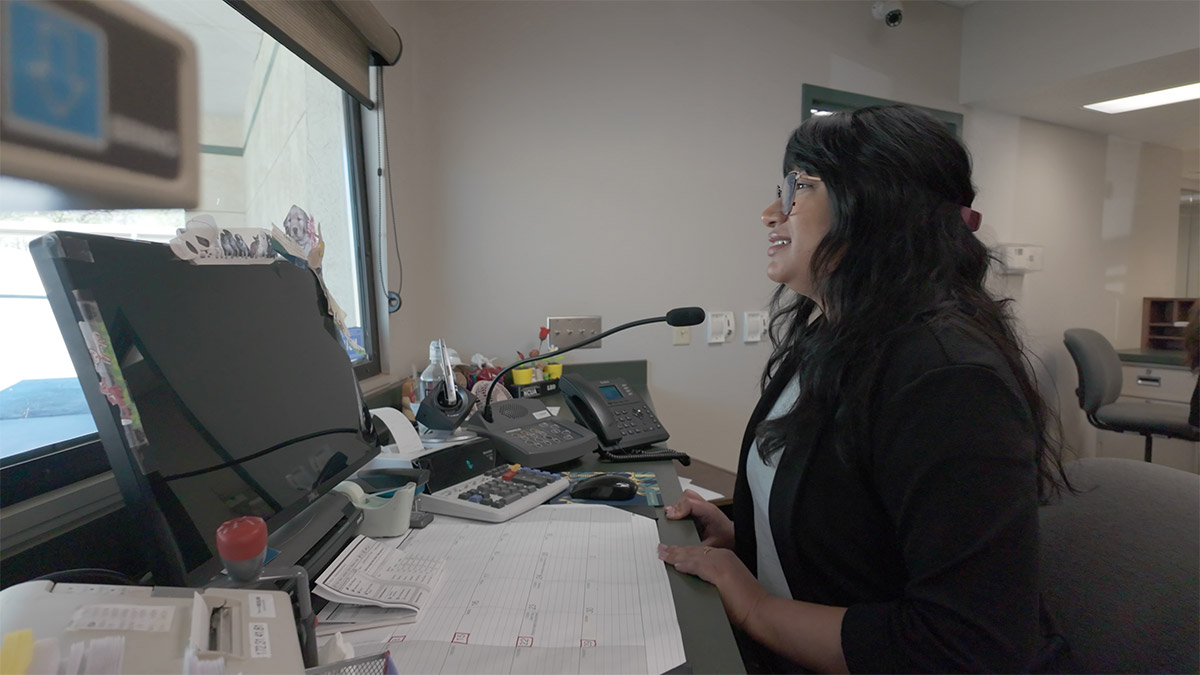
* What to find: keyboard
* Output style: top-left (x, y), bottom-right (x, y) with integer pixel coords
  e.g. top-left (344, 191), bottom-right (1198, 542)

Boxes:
top-left (415, 464), bottom-right (569, 523)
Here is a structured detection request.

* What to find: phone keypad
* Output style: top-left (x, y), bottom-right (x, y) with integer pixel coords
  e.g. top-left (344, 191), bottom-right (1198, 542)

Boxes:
top-left (507, 421), bottom-right (578, 448)
top-left (613, 405), bottom-right (662, 437)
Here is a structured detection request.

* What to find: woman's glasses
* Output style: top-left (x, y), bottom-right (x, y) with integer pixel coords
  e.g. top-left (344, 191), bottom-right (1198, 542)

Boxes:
top-left (776, 171), bottom-right (803, 217)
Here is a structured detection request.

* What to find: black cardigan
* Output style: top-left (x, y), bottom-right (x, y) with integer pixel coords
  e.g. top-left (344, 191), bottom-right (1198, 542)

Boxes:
top-left (732, 323), bottom-right (1059, 672)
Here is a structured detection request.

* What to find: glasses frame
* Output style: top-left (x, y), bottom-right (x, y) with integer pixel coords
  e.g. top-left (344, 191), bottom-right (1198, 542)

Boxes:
top-left (776, 171), bottom-right (803, 218)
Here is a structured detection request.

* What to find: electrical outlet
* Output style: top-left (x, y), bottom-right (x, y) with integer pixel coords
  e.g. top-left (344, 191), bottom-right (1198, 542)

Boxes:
top-left (743, 311), bottom-right (767, 343)
top-left (547, 315), bottom-right (602, 350)
top-left (707, 311), bottom-right (735, 344)
top-left (673, 326), bottom-right (691, 346)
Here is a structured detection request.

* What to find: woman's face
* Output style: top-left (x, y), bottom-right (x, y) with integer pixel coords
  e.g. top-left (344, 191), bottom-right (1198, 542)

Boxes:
top-left (761, 171), bottom-right (832, 299)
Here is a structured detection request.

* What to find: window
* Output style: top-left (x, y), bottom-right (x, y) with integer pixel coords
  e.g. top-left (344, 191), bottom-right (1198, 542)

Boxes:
top-left (0, 1), bottom-right (380, 499)
top-left (801, 84), bottom-right (964, 136)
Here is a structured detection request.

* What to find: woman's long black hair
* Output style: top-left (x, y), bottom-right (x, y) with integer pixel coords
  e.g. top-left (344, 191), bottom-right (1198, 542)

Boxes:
top-left (757, 105), bottom-right (1070, 500)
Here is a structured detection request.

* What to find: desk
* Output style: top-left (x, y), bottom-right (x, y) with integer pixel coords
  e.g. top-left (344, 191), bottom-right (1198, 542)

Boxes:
top-left (1108, 350), bottom-right (1199, 473)
top-left (568, 453), bottom-right (745, 674)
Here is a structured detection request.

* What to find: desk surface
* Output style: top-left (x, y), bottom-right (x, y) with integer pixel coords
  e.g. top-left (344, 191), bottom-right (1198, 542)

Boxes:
top-left (569, 453), bottom-right (744, 675)
top-left (1116, 348), bottom-right (1190, 367)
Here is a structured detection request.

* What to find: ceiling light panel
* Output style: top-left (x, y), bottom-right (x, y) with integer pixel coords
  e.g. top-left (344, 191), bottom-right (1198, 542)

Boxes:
top-left (1084, 82), bottom-right (1200, 114)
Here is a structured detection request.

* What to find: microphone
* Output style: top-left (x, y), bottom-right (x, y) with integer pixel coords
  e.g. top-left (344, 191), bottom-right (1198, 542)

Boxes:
top-left (480, 307), bottom-right (705, 423)
top-left (665, 306), bottom-right (705, 327)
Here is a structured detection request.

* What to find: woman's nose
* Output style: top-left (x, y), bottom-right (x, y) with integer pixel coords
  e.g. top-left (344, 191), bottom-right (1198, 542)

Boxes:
top-left (762, 199), bottom-right (784, 228)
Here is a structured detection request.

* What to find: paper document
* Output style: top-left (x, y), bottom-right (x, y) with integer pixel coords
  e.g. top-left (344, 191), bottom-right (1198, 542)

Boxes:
top-left (677, 477), bottom-right (724, 502)
top-left (328, 505), bottom-right (686, 675)
top-left (315, 602), bottom-right (417, 636)
top-left (314, 535), bottom-right (443, 610)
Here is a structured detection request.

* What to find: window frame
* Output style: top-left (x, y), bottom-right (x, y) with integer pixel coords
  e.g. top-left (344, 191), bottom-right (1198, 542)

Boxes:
top-left (801, 84), bottom-right (964, 136)
top-left (344, 92), bottom-right (382, 380)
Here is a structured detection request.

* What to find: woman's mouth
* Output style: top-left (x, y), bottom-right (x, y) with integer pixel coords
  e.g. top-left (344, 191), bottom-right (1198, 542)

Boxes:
top-left (768, 236), bottom-right (791, 256)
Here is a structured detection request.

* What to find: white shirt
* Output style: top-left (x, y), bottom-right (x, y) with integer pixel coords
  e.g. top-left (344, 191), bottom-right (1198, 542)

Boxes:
top-left (745, 374), bottom-right (801, 599)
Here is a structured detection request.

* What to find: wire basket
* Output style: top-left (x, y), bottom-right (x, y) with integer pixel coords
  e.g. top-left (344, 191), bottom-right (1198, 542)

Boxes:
top-left (305, 651), bottom-right (392, 675)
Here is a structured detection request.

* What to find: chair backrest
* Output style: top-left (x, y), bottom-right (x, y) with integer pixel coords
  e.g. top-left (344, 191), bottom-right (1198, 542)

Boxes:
top-left (1039, 458), bottom-right (1200, 673)
top-left (1063, 329), bottom-right (1124, 413)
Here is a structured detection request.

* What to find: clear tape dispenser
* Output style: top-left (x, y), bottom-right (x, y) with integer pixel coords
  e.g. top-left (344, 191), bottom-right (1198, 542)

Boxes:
top-left (331, 481), bottom-right (415, 538)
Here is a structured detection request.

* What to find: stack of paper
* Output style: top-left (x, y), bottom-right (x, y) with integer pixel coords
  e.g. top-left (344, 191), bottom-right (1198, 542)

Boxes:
top-left (314, 535), bottom-right (443, 636)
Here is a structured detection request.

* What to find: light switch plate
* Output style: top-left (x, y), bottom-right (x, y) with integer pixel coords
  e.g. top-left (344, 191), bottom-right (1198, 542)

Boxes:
top-left (743, 311), bottom-right (767, 343)
top-left (707, 311), bottom-right (735, 344)
top-left (673, 326), bottom-right (691, 346)
top-left (547, 316), bottom-right (602, 350)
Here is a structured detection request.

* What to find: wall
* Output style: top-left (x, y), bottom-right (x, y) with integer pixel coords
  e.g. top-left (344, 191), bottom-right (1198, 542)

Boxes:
top-left (964, 109), bottom-right (1185, 460)
top-left (1179, 200), bottom-right (1199, 297)
top-left (376, 0), bottom-right (966, 471)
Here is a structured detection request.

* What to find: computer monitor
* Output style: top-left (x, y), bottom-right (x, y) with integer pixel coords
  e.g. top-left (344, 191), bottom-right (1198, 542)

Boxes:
top-left (30, 231), bottom-right (380, 586)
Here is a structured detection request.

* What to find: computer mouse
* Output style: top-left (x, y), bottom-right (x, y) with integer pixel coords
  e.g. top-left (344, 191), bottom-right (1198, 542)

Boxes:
top-left (569, 474), bottom-right (638, 501)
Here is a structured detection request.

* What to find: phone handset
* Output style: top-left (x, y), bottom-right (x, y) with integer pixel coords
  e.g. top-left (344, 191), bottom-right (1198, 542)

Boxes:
top-left (559, 374), bottom-right (623, 446)
top-left (559, 374), bottom-right (670, 450)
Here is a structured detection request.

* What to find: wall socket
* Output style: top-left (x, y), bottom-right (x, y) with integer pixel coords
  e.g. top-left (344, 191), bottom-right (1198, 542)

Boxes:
top-left (706, 311), bottom-right (735, 344)
top-left (743, 311), bottom-right (767, 343)
top-left (547, 315), bottom-right (602, 350)
top-left (672, 326), bottom-right (691, 346)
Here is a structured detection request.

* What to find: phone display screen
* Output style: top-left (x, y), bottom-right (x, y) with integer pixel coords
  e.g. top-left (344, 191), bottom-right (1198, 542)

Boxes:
top-left (599, 385), bottom-right (623, 400)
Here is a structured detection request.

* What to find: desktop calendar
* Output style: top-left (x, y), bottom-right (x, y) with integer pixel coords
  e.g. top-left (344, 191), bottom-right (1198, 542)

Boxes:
top-left (326, 505), bottom-right (686, 674)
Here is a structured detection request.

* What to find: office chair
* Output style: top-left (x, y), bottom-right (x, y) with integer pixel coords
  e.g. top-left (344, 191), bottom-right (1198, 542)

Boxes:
top-left (1063, 328), bottom-right (1198, 462)
top-left (1039, 458), bottom-right (1199, 673)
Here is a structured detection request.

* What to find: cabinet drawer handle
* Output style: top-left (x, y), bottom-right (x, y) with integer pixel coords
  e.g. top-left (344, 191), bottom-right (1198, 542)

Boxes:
top-left (1136, 376), bottom-right (1162, 387)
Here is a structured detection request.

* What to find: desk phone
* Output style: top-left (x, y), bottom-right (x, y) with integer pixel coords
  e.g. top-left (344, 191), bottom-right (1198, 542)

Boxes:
top-left (560, 374), bottom-right (670, 449)
top-left (464, 398), bottom-right (598, 467)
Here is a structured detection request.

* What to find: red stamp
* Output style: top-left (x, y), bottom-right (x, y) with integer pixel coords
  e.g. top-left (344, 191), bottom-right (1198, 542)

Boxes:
top-left (452, 632), bottom-right (470, 645)
top-left (388, 636), bottom-right (406, 644)
top-left (580, 639), bottom-right (597, 648)
top-left (516, 636), bottom-right (533, 648)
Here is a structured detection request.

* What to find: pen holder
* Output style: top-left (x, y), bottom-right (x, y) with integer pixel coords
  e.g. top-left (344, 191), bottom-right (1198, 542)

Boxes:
top-left (332, 482), bottom-right (415, 538)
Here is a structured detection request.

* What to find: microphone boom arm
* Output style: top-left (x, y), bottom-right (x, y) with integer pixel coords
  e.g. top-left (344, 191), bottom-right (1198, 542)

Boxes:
top-left (481, 315), bottom-right (667, 422)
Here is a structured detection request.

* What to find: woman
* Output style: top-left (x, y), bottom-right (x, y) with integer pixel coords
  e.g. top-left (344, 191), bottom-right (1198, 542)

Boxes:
top-left (658, 105), bottom-right (1070, 672)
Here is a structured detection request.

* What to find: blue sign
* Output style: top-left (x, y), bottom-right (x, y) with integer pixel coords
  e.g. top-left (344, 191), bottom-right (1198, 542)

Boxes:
top-left (4, 0), bottom-right (107, 149)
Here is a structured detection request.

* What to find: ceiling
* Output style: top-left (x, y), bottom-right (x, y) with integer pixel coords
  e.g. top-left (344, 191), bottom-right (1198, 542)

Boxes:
top-left (974, 49), bottom-right (1200, 154)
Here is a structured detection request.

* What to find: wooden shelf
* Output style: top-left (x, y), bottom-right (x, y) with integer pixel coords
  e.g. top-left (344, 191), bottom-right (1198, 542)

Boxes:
top-left (1142, 297), bottom-right (1197, 352)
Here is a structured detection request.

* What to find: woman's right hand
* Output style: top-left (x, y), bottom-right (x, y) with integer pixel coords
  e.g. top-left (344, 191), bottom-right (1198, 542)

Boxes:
top-left (665, 489), bottom-right (735, 550)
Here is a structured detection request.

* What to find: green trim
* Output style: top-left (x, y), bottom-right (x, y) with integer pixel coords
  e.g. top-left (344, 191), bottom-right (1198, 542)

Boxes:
top-left (242, 42), bottom-right (279, 149)
top-left (801, 84), bottom-right (964, 136)
top-left (200, 144), bottom-right (243, 157)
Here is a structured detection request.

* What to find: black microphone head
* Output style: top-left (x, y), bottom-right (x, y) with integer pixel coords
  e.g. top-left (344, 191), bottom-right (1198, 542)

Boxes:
top-left (666, 307), bottom-right (706, 326)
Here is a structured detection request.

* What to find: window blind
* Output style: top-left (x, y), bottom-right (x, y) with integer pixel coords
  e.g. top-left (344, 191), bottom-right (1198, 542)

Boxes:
top-left (224, 0), bottom-right (402, 109)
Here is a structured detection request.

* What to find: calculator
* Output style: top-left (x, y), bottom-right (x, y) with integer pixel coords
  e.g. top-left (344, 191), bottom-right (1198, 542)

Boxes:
top-left (417, 464), bottom-right (569, 523)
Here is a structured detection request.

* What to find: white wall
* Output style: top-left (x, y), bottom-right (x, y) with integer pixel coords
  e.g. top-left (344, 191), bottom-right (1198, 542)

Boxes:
top-left (377, 0), bottom-right (966, 471)
top-left (965, 110), bottom-right (1184, 460)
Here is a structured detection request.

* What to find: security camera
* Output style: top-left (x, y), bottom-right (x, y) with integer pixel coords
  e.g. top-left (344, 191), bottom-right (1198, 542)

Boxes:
top-left (872, 0), bottom-right (903, 27)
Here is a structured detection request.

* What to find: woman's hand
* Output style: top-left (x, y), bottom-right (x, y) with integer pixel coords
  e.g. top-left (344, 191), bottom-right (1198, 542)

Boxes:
top-left (657, 543), bottom-right (769, 629)
top-left (664, 489), bottom-right (735, 549)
